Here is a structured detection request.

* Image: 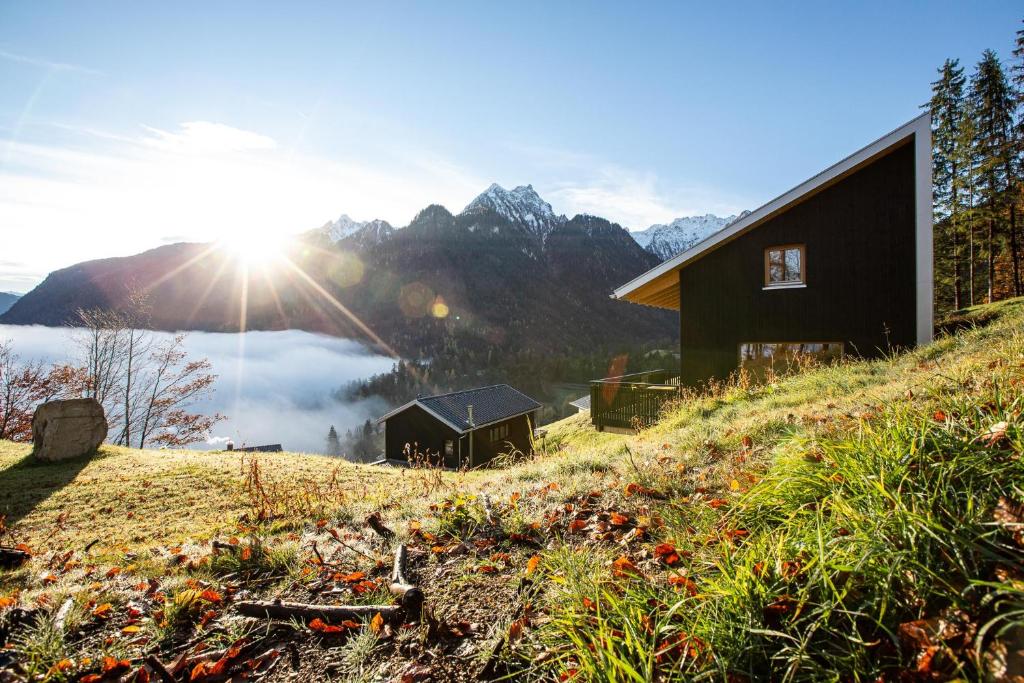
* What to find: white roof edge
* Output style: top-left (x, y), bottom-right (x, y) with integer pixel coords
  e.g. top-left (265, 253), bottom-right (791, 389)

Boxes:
top-left (377, 399), bottom-right (466, 433)
top-left (613, 113), bottom-right (931, 300)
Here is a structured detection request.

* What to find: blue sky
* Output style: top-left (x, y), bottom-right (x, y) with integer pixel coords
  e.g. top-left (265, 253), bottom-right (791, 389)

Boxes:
top-left (0, 1), bottom-right (1020, 291)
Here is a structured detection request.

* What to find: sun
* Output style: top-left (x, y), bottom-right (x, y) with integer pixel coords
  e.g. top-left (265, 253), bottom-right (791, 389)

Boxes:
top-left (219, 232), bottom-right (291, 266)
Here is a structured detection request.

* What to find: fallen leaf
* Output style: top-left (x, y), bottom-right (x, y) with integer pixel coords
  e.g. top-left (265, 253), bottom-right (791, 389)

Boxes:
top-left (526, 555), bottom-right (541, 575)
top-left (309, 617), bottom-right (345, 634)
top-left (508, 617), bottom-right (525, 643)
top-left (668, 575), bottom-right (698, 596)
top-left (933, 410), bottom-right (947, 422)
top-left (240, 547), bottom-right (252, 561)
top-left (92, 602), bottom-right (113, 619)
top-left (981, 421), bottom-right (1010, 447)
top-left (609, 512), bottom-right (630, 526)
top-left (370, 611), bottom-right (384, 634)
top-left (741, 435), bottom-right (753, 450)
top-left (611, 555), bottom-right (642, 578)
top-left (654, 543), bottom-right (681, 566)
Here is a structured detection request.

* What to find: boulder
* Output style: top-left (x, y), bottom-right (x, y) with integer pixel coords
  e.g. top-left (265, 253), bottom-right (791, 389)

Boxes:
top-left (31, 398), bottom-right (107, 462)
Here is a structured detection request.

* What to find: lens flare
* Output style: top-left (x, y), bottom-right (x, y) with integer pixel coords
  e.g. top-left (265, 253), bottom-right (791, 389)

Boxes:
top-left (220, 232), bottom-right (291, 267)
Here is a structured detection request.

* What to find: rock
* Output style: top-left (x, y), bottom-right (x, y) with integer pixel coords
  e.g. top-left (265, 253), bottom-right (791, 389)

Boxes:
top-left (31, 398), bottom-right (107, 462)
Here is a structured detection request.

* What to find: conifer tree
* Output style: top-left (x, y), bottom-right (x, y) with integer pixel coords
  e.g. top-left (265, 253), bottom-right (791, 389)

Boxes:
top-left (929, 59), bottom-right (968, 309)
top-left (970, 50), bottom-right (1015, 302)
top-left (325, 425), bottom-right (341, 456)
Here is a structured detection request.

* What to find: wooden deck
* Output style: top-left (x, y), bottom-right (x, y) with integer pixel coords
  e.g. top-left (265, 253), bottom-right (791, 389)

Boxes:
top-left (590, 370), bottom-right (680, 432)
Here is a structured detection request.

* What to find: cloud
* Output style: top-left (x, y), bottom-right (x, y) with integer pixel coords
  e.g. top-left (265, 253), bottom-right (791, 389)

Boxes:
top-left (0, 324), bottom-right (396, 454)
top-left (0, 121), bottom-right (487, 290)
top-left (0, 49), bottom-right (102, 76)
top-left (510, 142), bottom-right (748, 230)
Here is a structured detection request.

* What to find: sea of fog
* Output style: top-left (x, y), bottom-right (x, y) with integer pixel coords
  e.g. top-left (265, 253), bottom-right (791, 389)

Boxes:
top-left (0, 325), bottom-right (395, 454)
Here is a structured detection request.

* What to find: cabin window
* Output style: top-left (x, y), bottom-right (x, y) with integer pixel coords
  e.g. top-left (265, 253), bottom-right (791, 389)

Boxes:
top-left (739, 342), bottom-right (843, 380)
top-left (764, 245), bottom-right (805, 287)
top-left (444, 440), bottom-right (454, 457)
top-left (489, 423), bottom-right (509, 442)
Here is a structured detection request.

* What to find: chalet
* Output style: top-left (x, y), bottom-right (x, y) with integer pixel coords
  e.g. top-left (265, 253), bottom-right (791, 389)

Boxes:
top-left (377, 384), bottom-right (540, 468)
top-left (592, 114), bottom-right (933, 432)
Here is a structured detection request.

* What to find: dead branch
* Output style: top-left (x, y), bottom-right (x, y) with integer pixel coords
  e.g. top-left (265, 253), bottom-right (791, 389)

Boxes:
top-left (212, 540), bottom-right (240, 553)
top-left (83, 538), bottom-right (100, 553)
top-left (365, 512), bottom-right (395, 541)
top-left (389, 543), bottom-right (423, 620)
top-left (53, 597), bottom-right (74, 633)
top-left (236, 599), bottom-right (401, 622)
top-left (144, 655), bottom-right (175, 683)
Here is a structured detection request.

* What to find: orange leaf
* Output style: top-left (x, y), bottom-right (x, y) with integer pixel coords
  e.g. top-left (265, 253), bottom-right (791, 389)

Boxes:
top-left (80, 676), bottom-right (102, 683)
top-left (708, 498), bottom-right (728, 509)
top-left (0, 596), bottom-right (14, 608)
top-left (668, 575), bottom-right (698, 596)
top-left (370, 611), bottom-right (384, 634)
top-left (92, 602), bottom-right (113, 619)
top-left (477, 565), bottom-right (498, 574)
top-left (309, 617), bottom-right (345, 634)
top-left (611, 555), bottom-right (641, 578)
top-left (106, 567), bottom-right (122, 579)
top-left (653, 543), bottom-right (681, 566)
top-left (526, 555), bottom-right (541, 575)
top-left (135, 665), bottom-right (151, 683)
top-left (240, 547), bottom-right (252, 561)
top-left (609, 512), bottom-right (630, 526)
top-left (568, 519), bottom-right (587, 532)
top-left (933, 410), bottom-right (947, 422)
top-left (339, 571), bottom-right (366, 583)
top-left (199, 589), bottom-right (222, 604)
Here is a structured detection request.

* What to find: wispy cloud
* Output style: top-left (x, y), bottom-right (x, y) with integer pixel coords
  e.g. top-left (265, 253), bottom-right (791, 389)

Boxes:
top-left (0, 49), bottom-right (102, 76)
top-left (511, 142), bottom-right (749, 230)
top-left (0, 120), bottom-right (487, 288)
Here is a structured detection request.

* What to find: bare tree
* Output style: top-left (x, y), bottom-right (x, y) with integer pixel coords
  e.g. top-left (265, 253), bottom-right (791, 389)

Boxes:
top-left (0, 340), bottom-right (84, 441)
top-left (73, 292), bottom-right (223, 449)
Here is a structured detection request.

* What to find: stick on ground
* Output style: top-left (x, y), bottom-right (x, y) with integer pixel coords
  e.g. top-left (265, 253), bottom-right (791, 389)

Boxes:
top-left (236, 599), bottom-right (401, 622)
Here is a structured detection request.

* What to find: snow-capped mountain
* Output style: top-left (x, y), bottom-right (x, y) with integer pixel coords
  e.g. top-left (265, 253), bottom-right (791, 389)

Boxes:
top-left (314, 214), bottom-right (394, 247)
top-left (462, 183), bottom-right (567, 239)
top-left (319, 214), bottom-right (366, 242)
top-left (632, 212), bottom-right (749, 261)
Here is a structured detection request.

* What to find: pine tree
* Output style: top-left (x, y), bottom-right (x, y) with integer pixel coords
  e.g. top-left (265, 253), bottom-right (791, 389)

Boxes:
top-left (1008, 21), bottom-right (1024, 295)
top-left (959, 101), bottom-right (980, 306)
top-left (325, 425), bottom-right (341, 456)
top-left (970, 50), bottom-right (1015, 302)
top-left (929, 59), bottom-right (968, 310)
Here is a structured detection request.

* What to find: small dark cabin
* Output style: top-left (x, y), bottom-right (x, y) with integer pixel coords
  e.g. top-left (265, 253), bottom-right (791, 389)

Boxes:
top-left (591, 114), bottom-right (933, 431)
top-left (377, 384), bottom-right (540, 468)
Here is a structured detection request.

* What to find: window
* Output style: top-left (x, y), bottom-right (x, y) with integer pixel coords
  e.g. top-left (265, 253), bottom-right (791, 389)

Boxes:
top-left (489, 423), bottom-right (509, 443)
top-left (764, 245), bottom-right (805, 287)
top-left (739, 342), bottom-right (843, 381)
top-left (444, 440), bottom-right (454, 457)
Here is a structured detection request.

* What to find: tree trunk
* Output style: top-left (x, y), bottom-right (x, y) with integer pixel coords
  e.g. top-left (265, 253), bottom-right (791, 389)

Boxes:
top-left (988, 217), bottom-right (995, 304)
top-left (969, 217), bottom-right (975, 307)
top-left (1011, 202), bottom-right (1021, 297)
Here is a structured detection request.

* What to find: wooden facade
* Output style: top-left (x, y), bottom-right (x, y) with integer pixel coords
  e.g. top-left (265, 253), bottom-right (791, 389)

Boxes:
top-left (382, 407), bottom-right (535, 468)
top-left (609, 114), bottom-right (932, 395)
top-left (677, 138), bottom-right (918, 385)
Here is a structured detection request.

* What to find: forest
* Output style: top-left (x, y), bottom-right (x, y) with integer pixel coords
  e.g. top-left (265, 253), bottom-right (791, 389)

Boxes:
top-left (929, 22), bottom-right (1024, 313)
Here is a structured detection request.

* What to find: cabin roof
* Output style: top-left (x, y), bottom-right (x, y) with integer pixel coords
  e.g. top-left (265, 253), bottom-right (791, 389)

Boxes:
top-left (613, 113), bottom-right (931, 310)
top-left (569, 395), bottom-right (591, 411)
top-left (377, 384), bottom-right (541, 434)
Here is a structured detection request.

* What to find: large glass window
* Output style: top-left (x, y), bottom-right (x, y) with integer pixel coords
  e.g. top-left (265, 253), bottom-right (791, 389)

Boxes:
top-left (739, 342), bottom-right (843, 380)
top-left (765, 245), bottom-right (805, 286)
top-left (489, 423), bottom-right (509, 443)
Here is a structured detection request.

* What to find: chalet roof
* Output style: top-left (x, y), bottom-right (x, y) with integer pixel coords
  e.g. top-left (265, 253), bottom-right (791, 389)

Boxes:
top-left (569, 395), bottom-right (591, 411)
top-left (613, 113), bottom-right (932, 312)
top-left (377, 384), bottom-right (541, 434)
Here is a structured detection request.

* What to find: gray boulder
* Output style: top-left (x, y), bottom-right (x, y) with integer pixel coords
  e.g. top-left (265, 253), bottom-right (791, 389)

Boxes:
top-left (32, 398), bottom-right (107, 462)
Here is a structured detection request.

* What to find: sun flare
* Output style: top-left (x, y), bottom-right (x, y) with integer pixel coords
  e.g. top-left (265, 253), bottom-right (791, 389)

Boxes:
top-left (219, 232), bottom-right (291, 266)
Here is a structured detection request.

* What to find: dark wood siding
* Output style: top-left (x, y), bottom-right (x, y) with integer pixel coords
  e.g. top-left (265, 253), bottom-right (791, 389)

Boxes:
top-left (384, 409), bottom-right (536, 468)
top-left (466, 413), bottom-right (536, 467)
top-left (384, 405), bottom-right (460, 467)
top-left (678, 138), bottom-right (918, 386)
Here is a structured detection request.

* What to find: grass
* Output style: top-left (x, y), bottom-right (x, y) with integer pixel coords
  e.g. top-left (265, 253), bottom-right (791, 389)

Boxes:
top-left (0, 298), bottom-right (1022, 681)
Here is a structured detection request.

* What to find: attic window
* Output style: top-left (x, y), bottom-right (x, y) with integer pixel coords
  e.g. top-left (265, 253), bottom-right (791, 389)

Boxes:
top-left (764, 245), bottom-right (805, 287)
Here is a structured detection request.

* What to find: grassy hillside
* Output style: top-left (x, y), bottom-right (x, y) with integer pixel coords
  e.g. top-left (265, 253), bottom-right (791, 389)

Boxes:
top-left (1, 299), bottom-right (1022, 681)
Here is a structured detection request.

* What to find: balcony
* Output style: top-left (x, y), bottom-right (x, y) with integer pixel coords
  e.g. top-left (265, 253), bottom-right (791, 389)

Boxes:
top-left (590, 370), bottom-right (680, 433)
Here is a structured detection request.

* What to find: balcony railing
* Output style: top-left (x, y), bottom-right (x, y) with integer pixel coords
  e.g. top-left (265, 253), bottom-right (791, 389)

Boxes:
top-left (590, 370), bottom-right (680, 432)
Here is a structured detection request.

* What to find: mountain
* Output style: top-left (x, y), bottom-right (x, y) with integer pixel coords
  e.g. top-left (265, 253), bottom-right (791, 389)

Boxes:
top-left (632, 212), bottom-right (748, 261)
top-left (463, 184), bottom-right (566, 240)
top-left (0, 292), bottom-right (20, 315)
top-left (2, 186), bottom-right (675, 364)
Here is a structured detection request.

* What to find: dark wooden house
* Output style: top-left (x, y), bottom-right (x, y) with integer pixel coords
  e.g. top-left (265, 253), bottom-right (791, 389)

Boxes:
top-left (591, 114), bottom-right (933, 431)
top-left (377, 384), bottom-right (540, 468)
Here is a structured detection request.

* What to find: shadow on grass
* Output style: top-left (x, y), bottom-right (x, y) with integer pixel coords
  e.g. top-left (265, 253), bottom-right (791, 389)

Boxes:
top-left (0, 451), bottom-right (94, 529)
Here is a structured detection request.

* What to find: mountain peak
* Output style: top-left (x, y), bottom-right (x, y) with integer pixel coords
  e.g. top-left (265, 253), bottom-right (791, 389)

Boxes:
top-left (462, 183), bottom-right (565, 238)
top-left (631, 213), bottom-right (742, 261)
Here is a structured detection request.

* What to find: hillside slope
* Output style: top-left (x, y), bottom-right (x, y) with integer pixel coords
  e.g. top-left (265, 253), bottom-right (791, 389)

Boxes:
top-left (1, 299), bottom-right (1022, 681)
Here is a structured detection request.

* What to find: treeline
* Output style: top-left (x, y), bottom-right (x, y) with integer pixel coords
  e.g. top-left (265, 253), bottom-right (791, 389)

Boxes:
top-left (929, 22), bottom-right (1024, 313)
top-left (341, 345), bottom-right (676, 424)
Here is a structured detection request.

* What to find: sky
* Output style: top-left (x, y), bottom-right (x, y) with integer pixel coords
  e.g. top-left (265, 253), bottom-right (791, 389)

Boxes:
top-left (1, 1), bottom-right (1021, 292)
